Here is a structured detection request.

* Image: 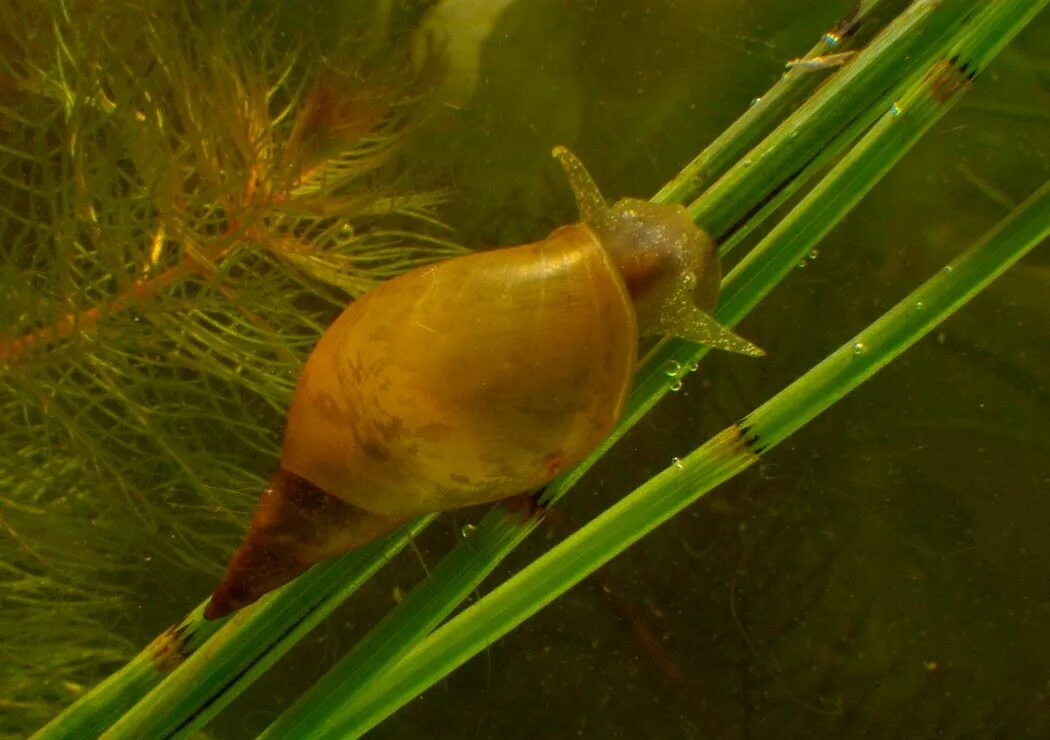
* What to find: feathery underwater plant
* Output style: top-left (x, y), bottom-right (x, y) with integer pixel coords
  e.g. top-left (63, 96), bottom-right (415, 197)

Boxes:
top-left (0, 0), bottom-right (459, 733)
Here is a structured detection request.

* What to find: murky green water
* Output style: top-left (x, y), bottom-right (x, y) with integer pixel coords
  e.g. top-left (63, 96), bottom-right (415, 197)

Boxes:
top-left (3, 1), bottom-right (1047, 738)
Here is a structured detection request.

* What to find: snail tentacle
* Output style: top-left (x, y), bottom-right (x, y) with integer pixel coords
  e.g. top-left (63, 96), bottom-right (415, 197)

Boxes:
top-left (655, 300), bottom-right (765, 357)
top-left (552, 145), bottom-right (612, 233)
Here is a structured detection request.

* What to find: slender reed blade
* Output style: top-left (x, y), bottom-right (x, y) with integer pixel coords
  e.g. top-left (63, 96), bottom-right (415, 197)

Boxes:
top-left (653, 0), bottom-right (891, 206)
top-left (32, 519), bottom-right (430, 740)
top-left (634, 0), bottom-right (1049, 450)
top-left (689, 0), bottom-right (981, 240)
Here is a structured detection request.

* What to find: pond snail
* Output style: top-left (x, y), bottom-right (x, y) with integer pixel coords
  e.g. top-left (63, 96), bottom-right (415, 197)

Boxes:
top-left (204, 146), bottom-right (762, 620)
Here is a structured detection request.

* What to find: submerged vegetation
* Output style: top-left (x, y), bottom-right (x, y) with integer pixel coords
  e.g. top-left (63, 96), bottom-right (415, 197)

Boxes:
top-left (0, 0), bottom-right (457, 732)
top-left (2, 0), bottom-right (1047, 737)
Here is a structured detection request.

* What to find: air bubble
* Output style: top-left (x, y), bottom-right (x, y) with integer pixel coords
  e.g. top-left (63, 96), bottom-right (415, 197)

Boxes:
top-left (807, 249), bottom-right (819, 261)
top-left (890, 102), bottom-right (903, 117)
top-left (914, 300), bottom-right (925, 311)
top-left (460, 523), bottom-right (477, 539)
top-left (851, 341), bottom-right (866, 355)
top-left (942, 265), bottom-right (953, 274)
top-left (669, 380), bottom-right (683, 392)
top-left (665, 361), bottom-right (682, 377)
top-left (750, 97), bottom-right (762, 108)
top-left (671, 457), bottom-right (685, 470)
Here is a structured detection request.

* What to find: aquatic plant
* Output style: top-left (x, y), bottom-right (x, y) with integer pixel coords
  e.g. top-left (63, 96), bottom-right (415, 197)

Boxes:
top-left (0, 0), bottom-right (457, 734)
top-left (4, 0), bottom-right (1046, 737)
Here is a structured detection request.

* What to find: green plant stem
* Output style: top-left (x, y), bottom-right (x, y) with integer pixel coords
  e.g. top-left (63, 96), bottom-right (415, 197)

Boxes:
top-left (747, 181), bottom-right (1050, 448)
top-left (31, 518), bottom-right (431, 740)
top-left (652, 0), bottom-right (891, 206)
top-left (28, 610), bottom-right (222, 740)
top-left (300, 178), bottom-right (1049, 740)
top-left (711, 0), bottom-right (1046, 256)
top-left (637, 0), bottom-right (1048, 452)
top-left (690, 0), bottom-right (979, 241)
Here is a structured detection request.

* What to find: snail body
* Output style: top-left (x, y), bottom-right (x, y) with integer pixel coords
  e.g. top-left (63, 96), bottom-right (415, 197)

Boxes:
top-left (205, 147), bottom-right (761, 619)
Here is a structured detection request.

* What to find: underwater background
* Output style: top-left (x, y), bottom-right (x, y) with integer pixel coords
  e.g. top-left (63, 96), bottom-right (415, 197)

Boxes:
top-left (1, 0), bottom-right (1047, 737)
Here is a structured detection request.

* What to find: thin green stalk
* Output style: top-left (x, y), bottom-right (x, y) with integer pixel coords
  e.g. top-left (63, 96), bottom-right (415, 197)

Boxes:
top-left (638, 0), bottom-right (1048, 449)
top-left (28, 610), bottom-right (224, 740)
top-left (32, 518), bottom-right (432, 740)
top-left (710, 0), bottom-right (1044, 256)
top-left (305, 179), bottom-right (1049, 740)
top-left (690, 0), bottom-right (979, 241)
top-left (653, 0), bottom-right (891, 205)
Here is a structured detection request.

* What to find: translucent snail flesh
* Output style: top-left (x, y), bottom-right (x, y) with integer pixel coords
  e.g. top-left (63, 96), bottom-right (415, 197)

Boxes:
top-left (204, 147), bottom-right (762, 619)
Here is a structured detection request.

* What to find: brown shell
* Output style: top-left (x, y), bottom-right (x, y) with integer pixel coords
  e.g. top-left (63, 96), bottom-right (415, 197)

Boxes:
top-left (280, 223), bottom-right (638, 518)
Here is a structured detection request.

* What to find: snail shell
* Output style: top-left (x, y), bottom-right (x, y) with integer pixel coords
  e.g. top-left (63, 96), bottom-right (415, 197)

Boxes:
top-left (205, 147), bottom-right (761, 619)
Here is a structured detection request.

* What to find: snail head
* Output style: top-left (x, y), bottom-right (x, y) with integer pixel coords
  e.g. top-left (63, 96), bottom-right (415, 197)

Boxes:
top-left (552, 146), bottom-right (762, 357)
